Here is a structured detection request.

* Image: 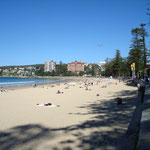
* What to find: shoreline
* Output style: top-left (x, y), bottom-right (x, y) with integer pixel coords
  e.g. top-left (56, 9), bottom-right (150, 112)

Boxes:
top-left (0, 75), bottom-right (100, 81)
top-left (0, 75), bottom-right (91, 79)
top-left (0, 79), bottom-right (70, 91)
top-left (0, 76), bottom-right (100, 90)
top-left (0, 76), bottom-right (89, 91)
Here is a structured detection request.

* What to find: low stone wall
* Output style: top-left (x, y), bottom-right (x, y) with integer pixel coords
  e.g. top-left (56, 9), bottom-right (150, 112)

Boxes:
top-left (123, 90), bottom-right (143, 150)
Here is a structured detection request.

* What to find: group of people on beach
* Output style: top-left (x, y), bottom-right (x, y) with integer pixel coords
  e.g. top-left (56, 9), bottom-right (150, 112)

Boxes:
top-left (0, 89), bottom-right (8, 92)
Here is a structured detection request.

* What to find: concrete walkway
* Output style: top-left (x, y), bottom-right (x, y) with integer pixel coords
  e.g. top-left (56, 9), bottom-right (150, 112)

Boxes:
top-left (137, 85), bottom-right (150, 150)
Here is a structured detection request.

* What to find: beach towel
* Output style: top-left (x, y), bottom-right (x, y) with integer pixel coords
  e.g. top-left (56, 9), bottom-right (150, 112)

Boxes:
top-left (37, 104), bottom-right (59, 107)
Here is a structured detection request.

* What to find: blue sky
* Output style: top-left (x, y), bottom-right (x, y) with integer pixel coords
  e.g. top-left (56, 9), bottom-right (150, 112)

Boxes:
top-left (0, 0), bottom-right (149, 66)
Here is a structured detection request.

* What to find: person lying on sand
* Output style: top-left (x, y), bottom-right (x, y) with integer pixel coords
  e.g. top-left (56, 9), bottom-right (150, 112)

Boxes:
top-left (44, 103), bottom-right (52, 106)
top-left (101, 85), bottom-right (107, 88)
top-left (65, 86), bottom-right (69, 89)
top-left (37, 103), bottom-right (60, 107)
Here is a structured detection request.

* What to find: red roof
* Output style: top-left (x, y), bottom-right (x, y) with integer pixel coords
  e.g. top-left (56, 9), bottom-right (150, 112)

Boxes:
top-left (68, 61), bottom-right (83, 64)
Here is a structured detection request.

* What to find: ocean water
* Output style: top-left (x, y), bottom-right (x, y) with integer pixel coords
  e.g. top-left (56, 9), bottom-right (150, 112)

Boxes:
top-left (0, 77), bottom-right (66, 88)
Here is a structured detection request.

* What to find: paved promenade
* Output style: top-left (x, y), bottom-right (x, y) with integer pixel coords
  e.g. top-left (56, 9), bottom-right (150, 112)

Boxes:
top-left (137, 85), bottom-right (150, 150)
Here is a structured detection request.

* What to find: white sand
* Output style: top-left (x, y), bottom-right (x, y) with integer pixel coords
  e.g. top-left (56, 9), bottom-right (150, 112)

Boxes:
top-left (0, 78), bottom-right (138, 150)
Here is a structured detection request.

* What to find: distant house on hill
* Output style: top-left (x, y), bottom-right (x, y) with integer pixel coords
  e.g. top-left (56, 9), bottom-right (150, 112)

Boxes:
top-left (67, 60), bottom-right (84, 73)
top-left (2, 69), bottom-right (9, 73)
top-left (44, 60), bottom-right (56, 72)
top-left (84, 62), bottom-right (88, 67)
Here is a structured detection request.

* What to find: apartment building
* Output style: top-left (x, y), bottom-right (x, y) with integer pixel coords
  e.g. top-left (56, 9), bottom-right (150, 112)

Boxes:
top-left (44, 60), bottom-right (56, 72)
top-left (67, 60), bottom-right (84, 72)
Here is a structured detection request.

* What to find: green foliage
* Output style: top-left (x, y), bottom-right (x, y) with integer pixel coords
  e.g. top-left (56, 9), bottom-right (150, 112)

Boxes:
top-left (35, 67), bottom-right (45, 76)
top-left (79, 71), bottom-right (84, 76)
top-left (51, 70), bottom-right (56, 76)
top-left (104, 24), bottom-right (149, 78)
top-left (112, 50), bottom-right (122, 76)
top-left (128, 25), bottom-right (148, 76)
top-left (67, 71), bottom-right (74, 76)
top-left (8, 73), bottom-right (17, 76)
top-left (84, 64), bottom-right (100, 76)
top-left (56, 63), bottom-right (68, 76)
top-left (121, 58), bottom-right (131, 76)
top-left (104, 50), bottom-right (130, 77)
top-left (0, 64), bottom-right (44, 69)
top-left (104, 59), bottom-right (115, 76)
top-left (91, 64), bottom-right (100, 76)
top-left (84, 66), bottom-right (92, 75)
top-left (140, 24), bottom-right (149, 75)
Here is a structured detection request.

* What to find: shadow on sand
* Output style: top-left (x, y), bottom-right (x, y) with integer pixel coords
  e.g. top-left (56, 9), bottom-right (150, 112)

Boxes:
top-left (0, 83), bottom-right (140, 150)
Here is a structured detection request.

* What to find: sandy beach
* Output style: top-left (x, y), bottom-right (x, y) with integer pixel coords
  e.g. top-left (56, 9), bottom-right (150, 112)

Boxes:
top-left (0, 78), bottom-right (138, 150)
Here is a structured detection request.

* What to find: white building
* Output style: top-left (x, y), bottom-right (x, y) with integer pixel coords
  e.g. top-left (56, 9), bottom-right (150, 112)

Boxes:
top-left (44, 60), bottom-right (56, 72)
top-left (44, 61), bottom-right (50, 72)
top-left (97, 61), bottom-right (106, 71)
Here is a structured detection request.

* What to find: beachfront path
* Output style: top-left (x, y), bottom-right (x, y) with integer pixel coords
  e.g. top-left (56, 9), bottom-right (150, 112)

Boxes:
top-left (0, 79), bottom-right (138, 150)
